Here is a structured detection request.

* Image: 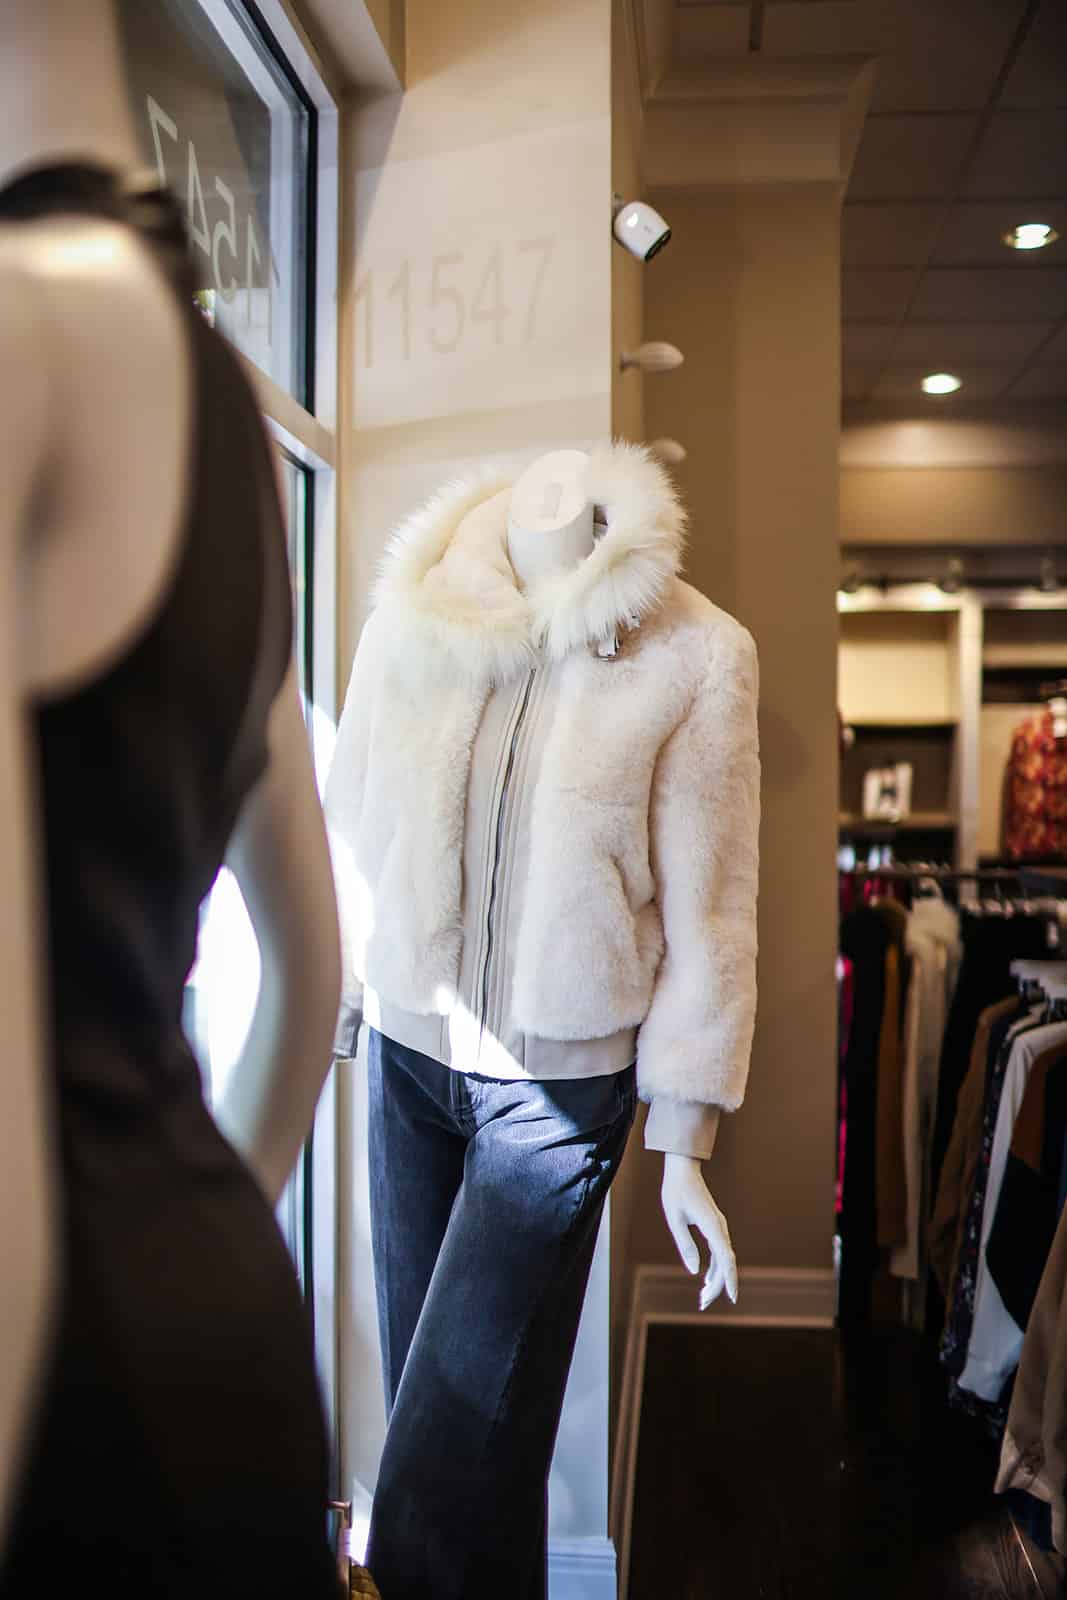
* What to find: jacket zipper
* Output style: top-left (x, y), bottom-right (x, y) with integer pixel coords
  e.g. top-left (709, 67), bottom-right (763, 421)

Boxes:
top-left (479, 669), bottom-right (537, 1033)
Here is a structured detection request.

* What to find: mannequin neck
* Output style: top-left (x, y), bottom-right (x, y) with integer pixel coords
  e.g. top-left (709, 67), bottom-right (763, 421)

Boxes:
top-left (0, 0), bottom-right (141, 193)
top-left (508, 502), bottom-right (596, 590)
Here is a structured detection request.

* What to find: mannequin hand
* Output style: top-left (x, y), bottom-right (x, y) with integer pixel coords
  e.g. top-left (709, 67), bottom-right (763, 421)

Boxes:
top-left (661, 1154), bottom-right (738, 1311)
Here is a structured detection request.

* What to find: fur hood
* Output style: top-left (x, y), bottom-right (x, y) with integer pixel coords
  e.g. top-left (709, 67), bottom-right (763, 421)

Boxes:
top-left (372, 442), bottom-right (688, 683)
top-left (907, 896), bottom-right (961, 957)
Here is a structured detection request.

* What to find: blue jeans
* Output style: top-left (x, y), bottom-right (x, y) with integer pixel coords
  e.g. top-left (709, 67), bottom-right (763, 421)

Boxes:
top-left (365, 1029), bottom-right (636, 1600)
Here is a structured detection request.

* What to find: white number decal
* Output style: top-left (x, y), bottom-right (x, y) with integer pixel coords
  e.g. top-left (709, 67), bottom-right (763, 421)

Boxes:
top-left (517, 237), bottom-right (554, 342)
top-left (246, 217), bottom-right (262, 327)
top-left (146, 96), bottom-right (178, 187)
top-left (429, 253), bottom-right (465, 354)
top-left (471, 247), bottom-right (509, 345)
top-left (186, 142), bottom-right (211, 259)
top-left (212, 178), bottom-right (239, 302)
top-left (354, 272), bottom-right (373, 368)
top-left (353, 238), bottom-right (557, 364)
top-left (388, 260), bottom-right (412, 360)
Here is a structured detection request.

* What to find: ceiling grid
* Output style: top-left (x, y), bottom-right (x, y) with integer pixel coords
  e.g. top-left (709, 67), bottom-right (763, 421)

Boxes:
top-left (672, 0), bottom-right (1067, 415)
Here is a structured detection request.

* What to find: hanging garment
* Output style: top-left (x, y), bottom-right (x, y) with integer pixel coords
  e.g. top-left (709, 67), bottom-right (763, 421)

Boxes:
top-left (890, 898), bottom-right (961, 1282)
top-left (838, 907), bottom-right (891, 1323)
top-left (929, 996), bottom-right (1022, 1302)
top-left (986, 1048), bottom-right (1067, 1334)
top-left (325, 448), bottom-right (760, 1127)
top-left (931, 914), bottom-right (1050, 1198)
top-left (940, 1006), bottom-right (1047, 1389)
top-left (0, 165), bottom-right (338, 1598)
top-left (874, 899), bottom-right (909, 1250)
top-left (958, 1022), bottom-right (1067, 1403)
top-left (1002, 710), bottom-right (1067, 860)
top-left (997, 1202), bottom-right (1067, 1554)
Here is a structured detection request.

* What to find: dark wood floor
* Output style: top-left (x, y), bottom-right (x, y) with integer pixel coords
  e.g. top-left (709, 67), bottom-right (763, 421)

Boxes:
top-left (627, 1323), bottom-right (1065, 1599)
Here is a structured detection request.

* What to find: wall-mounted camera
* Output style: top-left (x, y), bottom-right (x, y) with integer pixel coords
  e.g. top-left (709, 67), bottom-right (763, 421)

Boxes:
top-left (612, 196), bottom-right (672, 262)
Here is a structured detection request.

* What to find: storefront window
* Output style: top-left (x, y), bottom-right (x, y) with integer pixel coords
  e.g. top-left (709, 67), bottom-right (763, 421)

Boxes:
top-left (117, 0), bottom-right (314, 406)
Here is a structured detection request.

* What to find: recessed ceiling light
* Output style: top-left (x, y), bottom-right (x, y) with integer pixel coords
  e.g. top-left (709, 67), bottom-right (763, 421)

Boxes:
top-left (1002, 222), bottom-right (1059, 252)
top-left (922, 372), bottom-right (962, 396)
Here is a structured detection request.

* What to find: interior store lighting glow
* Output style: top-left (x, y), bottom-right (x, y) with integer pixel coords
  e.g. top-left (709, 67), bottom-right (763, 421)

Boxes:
top-left (1002, 222), bottom-right (1058, 251)
top-left (922, 372), bottom-right (962, 396)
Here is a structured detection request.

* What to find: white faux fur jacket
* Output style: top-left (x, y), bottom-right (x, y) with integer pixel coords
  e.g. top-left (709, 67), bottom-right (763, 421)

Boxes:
top-left (325, 444), bottom-right (760, 1113)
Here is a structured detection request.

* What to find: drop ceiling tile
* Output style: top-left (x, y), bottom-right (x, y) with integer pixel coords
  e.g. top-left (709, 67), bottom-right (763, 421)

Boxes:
top-left (891, 322), bottom-right (1055, 365)
top-left (673, 8), bottom-right (751, 54)
top-left (965, 111), bottom-right (1067, 199)
top-left (763, 0), bottom-right (1022, 112)
top-left (1003, 367), bottom-right (1067, 402)
top-left (871, 364), bottom-right (1016, 401)
top-left (842, 268), bottom-right (916, 321)
top-left (842, 203), bottom-right (943, 268)
top-left (842, 324), bottom-right (898, 365)
top-left (848, 115), bottom-right (979, 201)
top-left (910, 267), bottom-right (1067, 321)
top-left (1000, 4), bottom-right (1067, 111)
top-left (935, 201), bottom-right (1067, 266)
top-left (1032, 325), bottom-right (1067, 366)
top-left (843, 364), bottom-right (886, 401)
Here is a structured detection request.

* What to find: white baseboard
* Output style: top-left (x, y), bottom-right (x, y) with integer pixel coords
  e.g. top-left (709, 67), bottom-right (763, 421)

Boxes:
top-left (611, 1265), bottom-right (837, 1600)
top-left (549, 1537), bottom-right (618, 1600)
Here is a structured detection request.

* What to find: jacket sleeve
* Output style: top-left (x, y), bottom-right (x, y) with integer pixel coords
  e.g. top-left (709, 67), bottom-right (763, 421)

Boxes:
top-left (636, 622), bottom-right (760, 1113)
top-left (322, 615), bottom-right (381, 1059)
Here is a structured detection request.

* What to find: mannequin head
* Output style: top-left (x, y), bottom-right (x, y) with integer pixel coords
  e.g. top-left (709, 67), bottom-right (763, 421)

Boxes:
top-left (507, 448), bottom-right (595, 590)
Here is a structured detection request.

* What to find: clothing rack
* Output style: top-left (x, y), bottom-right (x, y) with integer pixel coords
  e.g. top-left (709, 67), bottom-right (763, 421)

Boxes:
top-left (841, 868), bottom-right (1027, 882)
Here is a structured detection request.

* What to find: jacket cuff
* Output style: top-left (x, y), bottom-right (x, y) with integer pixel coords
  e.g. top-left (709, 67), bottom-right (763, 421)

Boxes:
top-left (332, 993), bottom-right (364, 1060)
top-left (644, 1100), bottom-right (721, 1162)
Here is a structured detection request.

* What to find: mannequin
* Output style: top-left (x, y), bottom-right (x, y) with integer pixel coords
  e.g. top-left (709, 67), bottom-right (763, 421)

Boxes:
top-left (508, 449), bottom-right (737, 1310)
top-left (326, 433), bottom-right (759, 1598)
top-left (0, 0), bottom-right (340, 1577)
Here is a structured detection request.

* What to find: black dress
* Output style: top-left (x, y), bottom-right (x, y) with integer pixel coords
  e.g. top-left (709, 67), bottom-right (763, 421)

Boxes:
top-left (0, 166), bottom-right (340, 1599)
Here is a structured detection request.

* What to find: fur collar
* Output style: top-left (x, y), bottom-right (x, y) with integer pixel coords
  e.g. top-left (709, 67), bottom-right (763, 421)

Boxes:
top-left (373, 442), bottom-right (687, 684)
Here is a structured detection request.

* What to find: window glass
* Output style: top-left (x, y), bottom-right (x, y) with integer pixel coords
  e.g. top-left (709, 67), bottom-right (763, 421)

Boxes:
top-left (117, 0), bottom-right (311, 404)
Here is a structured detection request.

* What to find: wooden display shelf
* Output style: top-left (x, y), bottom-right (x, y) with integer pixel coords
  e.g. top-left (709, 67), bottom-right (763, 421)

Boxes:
top-left (839, 811), bottom-right (958, 832)
top-left (844, 718), bottom-right (958, 731)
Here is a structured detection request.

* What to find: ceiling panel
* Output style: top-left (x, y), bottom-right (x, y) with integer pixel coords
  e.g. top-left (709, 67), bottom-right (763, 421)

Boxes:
top-left (847, 115), bottom-right (978, 200)
top-left (965, 111), bottom-right (1067, 199)
top-left (842, 268), bottom-right (916, 321)
top-left (910, 267), bottom-right (1067, 322)
top-left (870, 364), bottom-right (1015, 401)
top-left (762, 0), bottom-right (1024, 112)
top-left (842, 324), bottom-right (898, 364)
top-left (1003, 367), bottom-right (1067, 401)
top-left (889, 322), bottom-right (1054, 364)
top-left (842, 364), bottom-right (886, 400)
top-left (842, 202), bottom-right (942, 267)
top-left (673, 8), bottom-right (751, 53)
top-left (1034, 325), bottom-right (1067, 366)
top-left (1000, 3), bottom-right (1067, 111)
top-left (934, 201), bottom-right (1067, 265)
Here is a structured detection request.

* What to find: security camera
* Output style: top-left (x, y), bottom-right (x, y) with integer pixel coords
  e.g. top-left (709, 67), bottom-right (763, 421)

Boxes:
top-left (612, 197), bottom-right (672, 262)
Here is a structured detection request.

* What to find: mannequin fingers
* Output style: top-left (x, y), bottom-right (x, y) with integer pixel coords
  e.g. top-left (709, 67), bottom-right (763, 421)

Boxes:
top-left (699, 1258), bottom-right (725, 1312)
top-left (666, 1209), bottom-right (700, 1276)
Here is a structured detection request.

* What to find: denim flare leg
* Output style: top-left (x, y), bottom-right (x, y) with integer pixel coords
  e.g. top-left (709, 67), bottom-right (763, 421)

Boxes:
top-left (365, 1028), bottom-right (637, 1600)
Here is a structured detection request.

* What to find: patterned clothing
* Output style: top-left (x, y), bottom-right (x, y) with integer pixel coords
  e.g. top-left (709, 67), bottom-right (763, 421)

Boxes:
top-left (940, 1010), bottom-right (1046, 1434)
top-left (1003, 711), bottom-right (1067, 860)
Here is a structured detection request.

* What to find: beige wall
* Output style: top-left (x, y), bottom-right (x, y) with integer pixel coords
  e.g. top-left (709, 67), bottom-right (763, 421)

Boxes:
top-left (635, 184), bottom-right (842, 1275)
top-left (611, 0), bottom-right (644, 446)
top-left (338, 0), bottom-right (615, 670)
top-left (337, 0), bottom-right (616, 1528)
top-left (842, 464), bottom-right (1067, 547)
